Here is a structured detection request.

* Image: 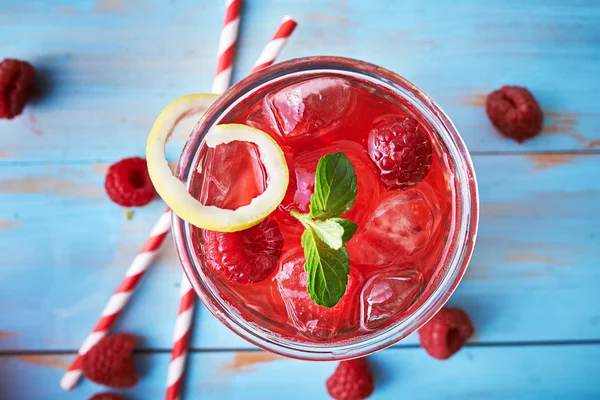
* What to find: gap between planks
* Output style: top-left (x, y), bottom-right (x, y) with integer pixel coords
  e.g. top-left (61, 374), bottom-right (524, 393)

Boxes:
top-left (3, 339), bottom-right (600, 357)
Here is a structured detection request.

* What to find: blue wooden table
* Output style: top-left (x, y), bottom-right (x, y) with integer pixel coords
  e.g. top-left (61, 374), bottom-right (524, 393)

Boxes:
top-left (1, 0), bottom-right (599, 398)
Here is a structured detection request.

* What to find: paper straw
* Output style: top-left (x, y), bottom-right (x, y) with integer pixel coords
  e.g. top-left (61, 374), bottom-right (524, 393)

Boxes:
top-left (212, 0), bottom-right (243, 94)
top-left (251, 16), bottom-right (297, 73)
top-left (164, 276), bottom-right (196, 400)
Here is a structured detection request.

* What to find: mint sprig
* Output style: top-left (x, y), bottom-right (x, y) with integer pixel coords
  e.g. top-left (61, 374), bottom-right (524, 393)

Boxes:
top-left (291, 152), bottom-right (358, 308)
top-left (309, 152), bottom-right (357, 219)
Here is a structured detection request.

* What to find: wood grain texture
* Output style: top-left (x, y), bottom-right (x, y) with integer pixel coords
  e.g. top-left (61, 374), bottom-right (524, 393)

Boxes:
top-left (0, 0), bottom-right (599, 162)
top-left (0, 154), bottom-right (598, 351)
top-left (1, 0), bottom-right (600, 397)
top-left (1, 346), bottom-right (598, 399)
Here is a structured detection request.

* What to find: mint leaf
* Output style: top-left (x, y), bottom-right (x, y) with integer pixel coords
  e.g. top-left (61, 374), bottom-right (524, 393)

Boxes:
top-left (290, 152), bottom-right (359, 308)
top-left (301, 228), bottom-right (350, 308)
top-left (291, 211), bottom-right (345, 250)
top-left (331, 218), bottom-right (358, 242)
top-left (309, 152), bottom-right (357, 219)
top-left (307, 219), bottom-right (345, 250)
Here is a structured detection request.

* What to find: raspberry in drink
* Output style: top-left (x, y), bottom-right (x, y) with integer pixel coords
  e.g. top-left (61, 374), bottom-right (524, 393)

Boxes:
top-left (154, 57), bottom-right (478, 360)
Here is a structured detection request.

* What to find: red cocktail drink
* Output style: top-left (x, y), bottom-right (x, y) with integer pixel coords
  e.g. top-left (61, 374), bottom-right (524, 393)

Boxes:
top-left (171, 57), bottom-right (478, 360)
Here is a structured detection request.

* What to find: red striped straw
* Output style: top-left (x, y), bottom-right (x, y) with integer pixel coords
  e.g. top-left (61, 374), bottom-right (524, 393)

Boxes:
top-left (164, 276), bottom-right (196, 400)
top-left (164, 16), bottom-right (297, 400)
top-left (59, 9), bottom-right (296, 395)
top-left (212, 0), bottom-right (242, 94)
top-left (60, 210), bottom-right (172, 391)
top-left (251, 16), bottom-right (297, 73)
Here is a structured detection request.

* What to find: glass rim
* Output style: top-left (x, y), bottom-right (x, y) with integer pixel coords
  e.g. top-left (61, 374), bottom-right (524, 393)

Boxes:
top-left (172, 56), bottom-right (479, 360)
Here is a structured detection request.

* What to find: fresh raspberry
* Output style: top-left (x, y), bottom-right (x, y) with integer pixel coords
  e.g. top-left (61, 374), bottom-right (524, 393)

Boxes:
top-left (202, 218), bottom-right (283, 284)
top-left (367, 115), bottom-right (432, 190)
top-left (418, 306), bottom-right (474, 360)
top-left (104, 157), bottom-right (155, 207)
top-left (82, 333), bottom-right (139, 389)
top-left (0, 59), bottom-right (36, 119)
top-left (89, 393), bottom-right (125, 400)
top-left (486, 86), bottom-right (543, 142)
top-left (326, 358), bottom-right (374, 400)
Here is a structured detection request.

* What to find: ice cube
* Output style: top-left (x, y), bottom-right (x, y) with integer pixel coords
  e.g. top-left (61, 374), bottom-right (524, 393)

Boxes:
top-left (199, 142), bottom-right (266, 210)
top-left (348, 186), bottom-right (440, 266)
top-left (245, 105), bottom-right (272, 132)
top-left (360, 268), bottom-right (424, 330)
top-left (275, 250), bottom-right (360, 340)
top-left (265, 77), bottom-right (355, 139)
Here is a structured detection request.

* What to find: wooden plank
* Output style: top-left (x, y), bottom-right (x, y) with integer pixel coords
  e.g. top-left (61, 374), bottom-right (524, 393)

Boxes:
top-left (1, 345), bottom-right (598, 399)
top-left (458, 153), bottom-right (600, 344)
top-left (0, 0), bottom-right (599, 162)
top-left (0, 153), bottom-right (598, 351)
